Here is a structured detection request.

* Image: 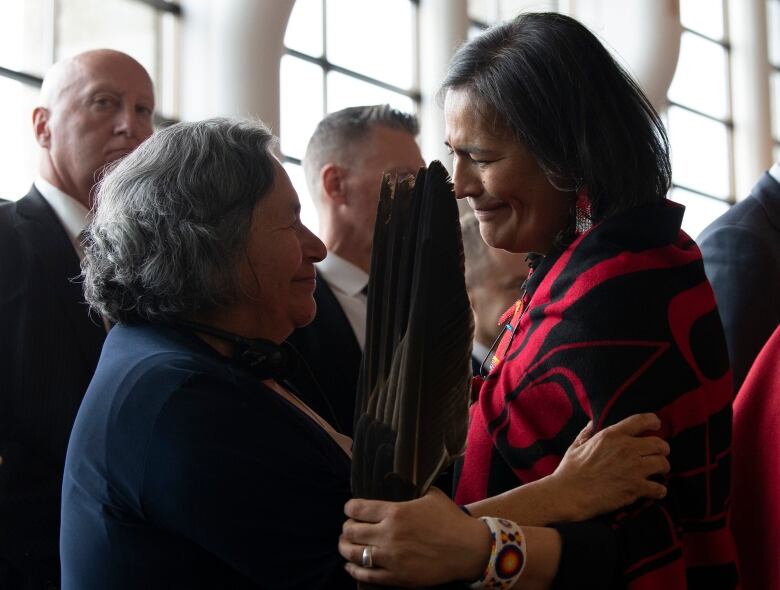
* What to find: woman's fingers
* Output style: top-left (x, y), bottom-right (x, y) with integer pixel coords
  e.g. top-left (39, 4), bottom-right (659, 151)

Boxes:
top-left (570, 420), bottom-right (594, 448)
top-left (337, 535), bottom-right (361, 564)
top-left (339, 490), bottom-right (487, 587)
top-left (632, 435), bottom-right (671, 458)
top-left (604, 412), bottom-right (661, 437)
top-left (552, 413), bottom-right (674, 518)
top-left (344, 497), bottom-right (393, 522)
top-left (338, 537), bottom-right (399, 586)
top-left (640, 454), bottom-right (671, 479)
top-left (341, 519), bottom-right (381, 544)
top-left (343, 562), bottom-right (398, 586)
top-left (637, 478), bottom-right (668, 499)
top-left (338, 535), bottom-right (381, 568)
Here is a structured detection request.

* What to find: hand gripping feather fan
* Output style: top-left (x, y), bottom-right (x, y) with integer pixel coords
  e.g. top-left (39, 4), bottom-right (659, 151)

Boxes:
top-left (351, 160), bottom-right (473, 507)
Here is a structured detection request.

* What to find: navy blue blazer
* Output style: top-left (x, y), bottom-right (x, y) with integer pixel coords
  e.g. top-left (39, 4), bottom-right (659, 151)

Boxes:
top-left (698, 172), bottom-right (780, 391)
top-left (61, 323), bottom-right (353, 589)
top-left (286, 279), bottom-right (362, 437)
top-left (0, 187), bottom-right (106, 588)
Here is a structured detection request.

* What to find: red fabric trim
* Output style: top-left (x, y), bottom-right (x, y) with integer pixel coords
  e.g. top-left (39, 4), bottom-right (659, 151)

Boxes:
top-left (731, 325), bottom-right (780, 590)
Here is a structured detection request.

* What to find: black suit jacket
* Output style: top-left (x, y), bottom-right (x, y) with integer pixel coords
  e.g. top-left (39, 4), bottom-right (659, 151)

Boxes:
top-left (698, 172), bottom-right (780, 392)
top-left (0, 187), bottom-right (106, 588)
top-left (286, 278), bottom-right (362, 437)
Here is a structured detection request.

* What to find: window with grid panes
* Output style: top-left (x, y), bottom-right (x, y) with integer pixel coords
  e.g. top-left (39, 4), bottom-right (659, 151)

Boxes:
top-left (280, 0), bottom-right (420, 235)
top-left (0, 0), bottom-right (180, 200)
top-left (467, 0), bottom-right (736, 238)
top-left (666, 0), bottom-right (734, 239)
top-left (467, 0), bottom-right (557, 38)
top-left (769, 0), bottom-right (780, 161)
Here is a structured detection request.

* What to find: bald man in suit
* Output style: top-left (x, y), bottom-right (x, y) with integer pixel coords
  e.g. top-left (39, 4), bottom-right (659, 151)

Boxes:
top-left (0, 49), bottom-right (155, 588)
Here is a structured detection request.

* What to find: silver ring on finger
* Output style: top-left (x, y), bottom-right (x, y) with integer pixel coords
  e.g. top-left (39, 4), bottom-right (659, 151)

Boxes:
top-left (361, 545), bottom-right (374, 568)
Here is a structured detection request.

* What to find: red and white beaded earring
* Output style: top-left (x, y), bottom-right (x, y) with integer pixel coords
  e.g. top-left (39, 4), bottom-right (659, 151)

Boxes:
top-left (574, 186), bottom-right (592, 235)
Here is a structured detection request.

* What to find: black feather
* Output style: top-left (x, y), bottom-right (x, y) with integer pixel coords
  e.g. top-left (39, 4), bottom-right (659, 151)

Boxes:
top-left (352, 161), bottom-right (473, 503)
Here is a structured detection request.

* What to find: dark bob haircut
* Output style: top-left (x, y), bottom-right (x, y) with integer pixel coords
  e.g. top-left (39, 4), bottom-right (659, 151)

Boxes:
top-left (83, 117), bottom-right (277, 324)
top-left (440, 12), bottom-right (672, 224)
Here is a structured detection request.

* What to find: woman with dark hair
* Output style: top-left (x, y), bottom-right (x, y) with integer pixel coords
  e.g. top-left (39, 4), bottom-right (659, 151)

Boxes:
top-left (339, 13), bottom-right (737, 589)
top-left (60, 117), bottom-right (668, 589)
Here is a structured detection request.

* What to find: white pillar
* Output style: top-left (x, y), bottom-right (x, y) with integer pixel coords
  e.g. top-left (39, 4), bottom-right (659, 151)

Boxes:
top-left (418, 0), bottom-right (469, 167)
top-left (572, 0), bottom-right (681, 114)
top-left (179, 0), bottom-right (294, 135)
top-left (729, 0), bottom-right (773, 199)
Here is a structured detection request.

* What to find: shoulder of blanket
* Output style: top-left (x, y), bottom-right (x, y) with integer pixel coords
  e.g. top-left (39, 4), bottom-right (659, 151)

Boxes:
top-left (546, 201), bottom-right (706, 294)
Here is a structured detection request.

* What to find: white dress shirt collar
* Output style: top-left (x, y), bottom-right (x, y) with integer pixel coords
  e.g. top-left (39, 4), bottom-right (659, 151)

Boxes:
top-left (316, 252), bottom-right (369, 349)
top-left (34, 176), bottom-right (90, 256)
top-left (316, 252), bottom-right (369, 297)
top-left (769, 162), bottom-right (780, 185)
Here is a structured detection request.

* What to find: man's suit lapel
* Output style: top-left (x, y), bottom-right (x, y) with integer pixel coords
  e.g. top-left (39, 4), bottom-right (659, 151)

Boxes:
top-left (15, 187), bottom-right (106, 362)
top-left (288, 278), bottom-right (362, 435)
top-left (315, 278), bottom-right (361, 367)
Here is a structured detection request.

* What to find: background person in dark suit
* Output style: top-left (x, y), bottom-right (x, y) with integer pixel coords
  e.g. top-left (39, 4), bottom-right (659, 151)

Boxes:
top-left (0, 49), bottom-right (154, 588)
top-left (287, 105), bottom-right (424, 436)
top-left (698, 161), bottom-right (780, 392)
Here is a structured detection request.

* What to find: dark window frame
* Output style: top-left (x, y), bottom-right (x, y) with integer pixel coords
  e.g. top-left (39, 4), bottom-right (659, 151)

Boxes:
top-left (0, 0), bottom-right (181, 126)
top-left (280, 0), bottom-right (421, 165)
top-left (668, 0), bottom-right (736, 204)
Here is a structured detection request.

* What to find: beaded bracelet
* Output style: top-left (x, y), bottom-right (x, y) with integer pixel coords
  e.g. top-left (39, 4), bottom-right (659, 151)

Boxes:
top-left (469, 517), bottom-right (527, 590)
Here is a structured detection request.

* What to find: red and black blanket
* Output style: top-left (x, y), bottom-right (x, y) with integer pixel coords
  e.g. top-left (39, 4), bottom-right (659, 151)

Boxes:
top-left (455, 201), bottom-right (738, 589)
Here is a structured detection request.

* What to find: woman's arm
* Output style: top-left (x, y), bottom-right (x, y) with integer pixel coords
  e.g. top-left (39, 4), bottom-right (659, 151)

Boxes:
top-left (340, 488), bottom-right (564, 589)
top-left (339, 413), bottom-right (669, 588)
top-left (466, 412), bottom-right (669, 525)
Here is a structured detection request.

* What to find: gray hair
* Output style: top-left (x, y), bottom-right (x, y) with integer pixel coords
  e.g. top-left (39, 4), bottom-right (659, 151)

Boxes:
top-left (302, 104), bottom-right (419, 204)
top-left (83, 117), bottom-right (278, 324)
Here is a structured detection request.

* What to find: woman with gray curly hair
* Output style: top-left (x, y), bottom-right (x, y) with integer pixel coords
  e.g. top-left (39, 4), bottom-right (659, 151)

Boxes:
top-left (60, 117), bottom-right (355, 589)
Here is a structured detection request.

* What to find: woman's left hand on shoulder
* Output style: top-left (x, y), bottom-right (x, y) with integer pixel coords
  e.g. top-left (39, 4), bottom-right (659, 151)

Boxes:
top-left (550, 412), bottom-right (671, 521)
